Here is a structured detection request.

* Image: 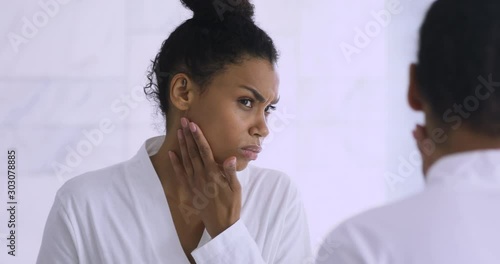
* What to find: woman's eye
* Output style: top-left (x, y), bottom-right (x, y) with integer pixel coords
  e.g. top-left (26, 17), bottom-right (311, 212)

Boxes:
top-left (239, 99), bottom-right (253, 108)
top-left (265, 105), bottom-right (277, 114)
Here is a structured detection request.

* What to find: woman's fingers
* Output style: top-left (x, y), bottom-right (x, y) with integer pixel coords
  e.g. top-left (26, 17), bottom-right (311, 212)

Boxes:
top-left (186, 119), bottom-right (233, 188)
top-left (413, 125), bottom-right (427, 153)
top-left (188, 121), bottom-right (216, 168)
top-left (177, 117), bottom-right (238, 192)
top-left (222, 157), bottom-right (241, 192)
top-left (177, 128), bottom-right (194, 185)
top-left (413, 124), bottom-right (434, 175)
top-left (173, 118), bottom-right (242, 236)
top-left (168, 150), bottom-right (191, 188)
top-left (181, 118), bottom-right (205, 177)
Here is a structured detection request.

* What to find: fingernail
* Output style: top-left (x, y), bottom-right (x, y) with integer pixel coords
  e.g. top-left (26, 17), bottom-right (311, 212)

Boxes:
top-left (181, 117), bottom-right (188, 128)
top-left (230, 158), bottom-right (237, 167)
top-left (189, 122), bottom-right (197, 133)
top-left (177, 129), bottom-right (183, 139)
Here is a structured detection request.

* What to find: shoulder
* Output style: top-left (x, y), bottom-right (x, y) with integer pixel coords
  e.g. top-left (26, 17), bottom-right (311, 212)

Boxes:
top-left (243, 165), bottom-right (304, 210)
top-left (245, 164), bottom-right (298, 195)
top-left (320, 191), bottom-right (435, 263)
top-left (246, 164), bottom-right (289, 181)
top-left (318, 207), bottom-right (397, 263)
top-left (341, 189), bottom-right (436, 233)
top-left (55, 157), bottom-right (139, 205)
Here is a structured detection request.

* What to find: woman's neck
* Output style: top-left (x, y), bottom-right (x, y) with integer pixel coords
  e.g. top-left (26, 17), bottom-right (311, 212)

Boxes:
top-left (426, 127), bottom-right (500, 175)
top-left (150, 133), bottom-right (192, 202)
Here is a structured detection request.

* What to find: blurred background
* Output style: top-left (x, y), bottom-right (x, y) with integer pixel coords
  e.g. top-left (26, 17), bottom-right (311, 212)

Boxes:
top-left (0, 0), bottom-right (433, 262)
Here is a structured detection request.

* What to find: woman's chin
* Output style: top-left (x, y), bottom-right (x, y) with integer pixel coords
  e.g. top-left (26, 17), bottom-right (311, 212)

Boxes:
top-left (236, 160), bottom-right (250, 171)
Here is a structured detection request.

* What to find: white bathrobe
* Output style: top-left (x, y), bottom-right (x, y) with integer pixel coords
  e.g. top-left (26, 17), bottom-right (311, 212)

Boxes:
top-left (37, 136), bottom-right (312, 264)
top-left (316, 149), bottom-right (500, 264)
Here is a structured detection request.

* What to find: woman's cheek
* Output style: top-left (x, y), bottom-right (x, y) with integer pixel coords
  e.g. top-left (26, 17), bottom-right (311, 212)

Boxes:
top-left (211, 145), bottom-right (232, 164)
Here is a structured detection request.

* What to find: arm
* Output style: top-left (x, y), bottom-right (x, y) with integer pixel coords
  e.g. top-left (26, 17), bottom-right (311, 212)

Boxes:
top-left (315, 226), bottom-right (366, 264)
top-left (36, 195), bottom-right (79, 264)
top-left (315, 222), bottom-right (391, 264)
top-left (275, 185), bottom-right (312, 263)
top-left (192, 180), bottom-right (312, 264)
top-left (172, 118), bottom-right (311, 263)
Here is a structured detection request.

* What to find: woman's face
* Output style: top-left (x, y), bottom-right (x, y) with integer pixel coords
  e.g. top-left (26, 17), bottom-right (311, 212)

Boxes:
top-left (186, 57), bottom-right (279, 171)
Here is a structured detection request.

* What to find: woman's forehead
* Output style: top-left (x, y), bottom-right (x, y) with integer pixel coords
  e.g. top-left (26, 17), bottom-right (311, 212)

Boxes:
top-left (212, 59), bottom-right (279, 94)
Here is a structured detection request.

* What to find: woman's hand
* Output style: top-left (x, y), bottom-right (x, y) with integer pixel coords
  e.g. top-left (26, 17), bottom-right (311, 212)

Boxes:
top-left (168, 117), bottom-right (242, 238)
top-left (413, 124), bottom-right (441, 176)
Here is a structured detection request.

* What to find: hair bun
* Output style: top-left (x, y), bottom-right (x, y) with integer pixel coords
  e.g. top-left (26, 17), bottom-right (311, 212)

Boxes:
top-left (181, 0), bottom-right (254, 22)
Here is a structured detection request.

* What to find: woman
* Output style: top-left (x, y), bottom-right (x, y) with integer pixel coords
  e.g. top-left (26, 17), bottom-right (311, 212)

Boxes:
top-left (315, 0), bottom-right (500, 263)
top-left (36, 0), bottom-right (311, 263)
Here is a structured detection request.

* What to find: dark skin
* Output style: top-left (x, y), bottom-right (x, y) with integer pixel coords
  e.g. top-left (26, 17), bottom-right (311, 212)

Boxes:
top-left (150, 57), bottom-right (279, 263)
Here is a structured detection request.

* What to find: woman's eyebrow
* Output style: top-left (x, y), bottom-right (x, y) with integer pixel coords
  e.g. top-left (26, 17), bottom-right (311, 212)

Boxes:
top-left (239, 85), bottom-right (279, 104)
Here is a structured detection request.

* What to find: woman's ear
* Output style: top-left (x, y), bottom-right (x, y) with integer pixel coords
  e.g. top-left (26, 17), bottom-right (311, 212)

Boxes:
top-left (408, 63), bottom-right (424, 111)
top-left (169, 73), bottom-right (196, 111)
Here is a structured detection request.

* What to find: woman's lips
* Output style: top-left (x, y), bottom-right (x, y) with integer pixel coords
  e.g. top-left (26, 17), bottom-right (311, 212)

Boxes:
top-left (240, 146), bottom-right (262, 160)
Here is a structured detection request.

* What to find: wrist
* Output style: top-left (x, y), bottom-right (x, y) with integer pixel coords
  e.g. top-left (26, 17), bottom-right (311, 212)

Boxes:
top-left (207, 217), bottom-right (240, 238)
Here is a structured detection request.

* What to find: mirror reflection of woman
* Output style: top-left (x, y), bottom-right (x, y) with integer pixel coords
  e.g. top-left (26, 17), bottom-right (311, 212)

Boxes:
top-left (37, 0), bottom-right (312, 263)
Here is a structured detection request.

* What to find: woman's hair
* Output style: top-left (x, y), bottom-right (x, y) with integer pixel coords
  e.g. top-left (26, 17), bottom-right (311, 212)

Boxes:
top-left (416, 0), bottom-right (500, 136)
top-left (144, 0), bottom-right (278, 122)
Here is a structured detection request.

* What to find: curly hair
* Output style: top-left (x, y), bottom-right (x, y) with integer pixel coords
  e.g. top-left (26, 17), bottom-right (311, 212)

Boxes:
top-left (143, 0), bottom-right (278, 125)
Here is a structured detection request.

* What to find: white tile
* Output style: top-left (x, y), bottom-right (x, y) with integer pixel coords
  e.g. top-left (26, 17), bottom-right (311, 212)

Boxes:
top-left (0, 80), bottom-right (137, 126)
top-left (1, 0), bottom-right (125, 78)
top-left (294, 77), bottom-right (388, 123)
top-left (253, 0), bottom-right (303, 36)
top-left (252, 122), bottom-right (299, 177)
top-left (123, 34), bottom-right (173, 127)
top-left (126, 0), bottom-right (191, 34)
top-left (0, 125), bottom-right (128, 180)
top-left (125, 34), bottom-right (167, 85)
top-left (297, 0), bottom-right (388, 78)
top-left (122, 125), bottom-right (163, 159)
